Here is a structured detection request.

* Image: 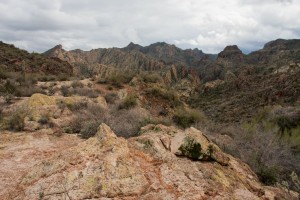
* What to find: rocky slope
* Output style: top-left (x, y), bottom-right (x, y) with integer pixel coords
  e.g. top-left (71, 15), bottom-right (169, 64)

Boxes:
top-left (190, 39), bottom-right (300, 122)
top-left (0, 42), bottom-right (73, 75)
top-left (1, 123), bottom-right (297, 200)
top-left (44, 44), bottom-right (201, 85)
top-left (43, 39), bottom-right (300, 122)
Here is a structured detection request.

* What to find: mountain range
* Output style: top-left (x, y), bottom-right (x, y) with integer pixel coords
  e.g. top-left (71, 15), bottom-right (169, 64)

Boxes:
top-left (43, 39), bottom-right (300, 122)
top-left (0, 38), bottom-right (300, 199)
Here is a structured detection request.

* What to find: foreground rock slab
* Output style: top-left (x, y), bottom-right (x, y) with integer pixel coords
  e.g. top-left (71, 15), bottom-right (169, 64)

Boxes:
top-left (1, 124), bottom-right (298, 200)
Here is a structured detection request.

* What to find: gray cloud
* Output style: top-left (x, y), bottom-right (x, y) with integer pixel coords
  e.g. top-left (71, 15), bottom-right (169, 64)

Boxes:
top-left (0, 0), bottom-right (299, 53)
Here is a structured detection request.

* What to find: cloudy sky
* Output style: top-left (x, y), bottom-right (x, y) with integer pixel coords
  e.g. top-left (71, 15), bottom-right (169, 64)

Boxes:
top-left (0, 0), bottom-right (299, 53)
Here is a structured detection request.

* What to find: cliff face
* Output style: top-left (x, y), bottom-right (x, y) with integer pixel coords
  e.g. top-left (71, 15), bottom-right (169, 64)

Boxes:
top-left (2, 124), bottom-right (297, 200)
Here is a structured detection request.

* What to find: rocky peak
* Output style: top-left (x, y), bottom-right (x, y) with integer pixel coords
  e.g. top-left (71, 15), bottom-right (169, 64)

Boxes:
top-left (43, 44), bottom-right (65, 57)
top-left (54, 44), bottom-right (63, 50)
top-left (123, 42), bottom-right (143, 51)
top-left (221, 45), bottom-right (243, 54)
top-left (217, 45), bottom-right (244, 61)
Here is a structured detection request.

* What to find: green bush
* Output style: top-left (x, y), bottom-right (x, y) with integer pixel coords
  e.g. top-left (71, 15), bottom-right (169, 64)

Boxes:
top-left (257, 166), bottom-right (278, 185)
top-left (179, 136), bottom-right (202, 160)
top-left (118, 94), bottom-right (138, 110)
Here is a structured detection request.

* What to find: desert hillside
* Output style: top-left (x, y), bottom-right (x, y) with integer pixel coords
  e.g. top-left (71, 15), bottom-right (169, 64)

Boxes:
top-left (0, 40), bottom-right (300, 199)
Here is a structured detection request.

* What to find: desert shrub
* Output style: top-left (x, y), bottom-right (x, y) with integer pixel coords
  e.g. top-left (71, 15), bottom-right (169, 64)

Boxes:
top-left (105, 92), bottom-right (118, 104)
top-left (142, 117), bottom-right (173, 127)
top-left (3, 107), bottom-right (29, 131)
top-left (142, 73), bottom-right (162, 83)
top-left (290, 171), bottom-right (300, 193)
top-left (15, 86), bottom-right (46, 97)
top-left (173, 108), bottom-right (205, 129)
top-left (257, 166), bottom-right (279, 185)
top-left (217, 124), bottom-right (300, 188)
top-left (179, 136), bottom-right (202, 160)
top-left (105, 107), bottom-right (149, 138)
top-left (26, 74), bottom-right (38, 84)
top-left (69, 116), bottom-right (83, 133)
top-left (106, 85), bottom-right (113, 90)
top-left (2, 80), bottom-right (16, 94)
top-left (74, 88), bottom-right (99, 98)
top-left (58, 73), bottom-right (69, 81)
top-left (61, 85), bottom-right (71, 97)
top-left (38, 75), bottom-right (55, 82)
top-left (146, 86), bottom-right (182, 107)
top-left (71, 80), bottom-right (84, 88)
top-left (255, 106), bottom-right (300, 137)
top-left (38, 115), bottom-right (49, 125)
top-left (118, 94), bottom-right (138, 109)
top-left (67, 101), bottom-right (88, 112)
top-left (68, 103), bottom-right (105, 136)
top-left (80, 120), bottom-right (100, 139)
top-left (4, 93), bottom-right (13, 103)
top-left (48, 87), bottom-right (58, 96)
top-left (106, 71), bottom-right (135, 88)
top-left (87, 103), bottom-right (105, 116)
top-left (0, 69), bottom-right (8, 79)
top-left (97, 78), bottom-right (107, 84)
top-left (68, 101), bottom-right (148, 138)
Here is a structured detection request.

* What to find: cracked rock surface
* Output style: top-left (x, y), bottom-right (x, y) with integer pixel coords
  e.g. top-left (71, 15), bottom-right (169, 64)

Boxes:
top-left (0, 123), bottom-right (298, 200)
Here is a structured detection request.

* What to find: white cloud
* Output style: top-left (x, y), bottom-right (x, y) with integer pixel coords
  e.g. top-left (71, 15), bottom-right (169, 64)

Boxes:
top-left (0, 0), bottom-right (299, 53)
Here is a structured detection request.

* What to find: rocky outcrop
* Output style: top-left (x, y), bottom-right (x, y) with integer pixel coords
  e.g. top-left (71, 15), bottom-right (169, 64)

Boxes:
top-left (4, 123), bottom-right (297, 200)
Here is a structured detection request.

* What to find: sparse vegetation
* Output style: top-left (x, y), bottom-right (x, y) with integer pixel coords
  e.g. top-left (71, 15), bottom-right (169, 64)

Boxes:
top-left (146, 86), bottom-right (182, 107)
top-left (173, 108), bottom-right (206, 129)
top-left (208, 120), bottom-right (300, 190)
